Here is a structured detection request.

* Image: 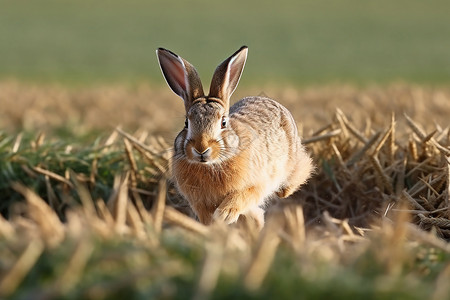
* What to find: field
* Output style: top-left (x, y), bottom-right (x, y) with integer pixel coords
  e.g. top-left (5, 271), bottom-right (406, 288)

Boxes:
top-left (1, 0), bottom-right (450, 299)
top-left (1, 0), bottom-right (450, 85)
top-left (1, 83), bottom-right (449, 299)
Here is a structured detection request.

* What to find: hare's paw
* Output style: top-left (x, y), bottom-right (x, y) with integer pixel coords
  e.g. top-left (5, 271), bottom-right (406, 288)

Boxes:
top-left (239, 207), bottom-right (265, 231)
top-left (213, 206), bottom-right (241, 224)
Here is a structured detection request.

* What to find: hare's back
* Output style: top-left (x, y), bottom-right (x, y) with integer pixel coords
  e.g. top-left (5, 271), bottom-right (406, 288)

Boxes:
top-left (230, 96), bottom-right (297, 135)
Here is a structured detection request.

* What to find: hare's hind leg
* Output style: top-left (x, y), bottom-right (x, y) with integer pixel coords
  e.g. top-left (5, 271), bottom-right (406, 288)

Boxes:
top-left (276, 151), bottom-right (313, 198)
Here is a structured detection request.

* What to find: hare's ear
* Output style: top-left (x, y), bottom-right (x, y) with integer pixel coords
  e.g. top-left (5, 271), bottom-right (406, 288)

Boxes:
top-left (209, 46), bottom-right (248, 108)
top-left (157, 48), bottom-right (204, 109)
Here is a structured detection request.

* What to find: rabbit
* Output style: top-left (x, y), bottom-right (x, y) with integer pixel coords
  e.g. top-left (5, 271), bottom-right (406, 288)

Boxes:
top-left (156, 46), bottom-right (313, 228)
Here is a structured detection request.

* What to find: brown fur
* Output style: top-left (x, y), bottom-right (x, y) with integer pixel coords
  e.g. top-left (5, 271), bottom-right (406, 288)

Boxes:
top-left (173, 145), bottom-right (252, 224)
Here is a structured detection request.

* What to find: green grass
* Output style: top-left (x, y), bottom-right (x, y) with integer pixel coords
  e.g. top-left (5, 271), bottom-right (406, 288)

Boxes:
top-left (0, 0), bottom-right (449, 85)
top-left (0, 132), bottom-right (122, 216)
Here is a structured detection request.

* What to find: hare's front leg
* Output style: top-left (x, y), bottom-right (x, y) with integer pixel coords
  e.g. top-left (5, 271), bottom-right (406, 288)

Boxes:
top-left (188, 200), bottom-right (215, 225)
top-left (213, 187), bottom-right (265, 225)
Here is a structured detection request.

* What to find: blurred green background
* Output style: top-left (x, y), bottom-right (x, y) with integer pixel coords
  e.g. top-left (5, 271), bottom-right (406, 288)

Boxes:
top-left (1, 0), bottom-right (449, 86)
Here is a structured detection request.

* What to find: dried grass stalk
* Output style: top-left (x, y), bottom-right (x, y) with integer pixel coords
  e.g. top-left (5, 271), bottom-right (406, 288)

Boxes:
top-left (164, 206), bottom-right (209, 236)
top-left (244, 217), bottom-right (281, 290)
top-left (123, 138), bottom-right (139, 187)
top-left (57, 239), bottom-right (94, 293)
top-left (194, 235), bottom-right (225, 300)
top-left (370, 155), bottom-right (394, 194)
top-left (402, 190), bottom-right (426, 211)
top-left (336, 108), bottom-right (367, 143)
top-left (346, 132), bottom-right (381, 166)
top-left (32, 166), bottom-right (74, 189)
top-left (418, 214), bottom-right (450, 229)
top-left (152, 179), bottom-right (167, 235)
top-left (0, 239), bottom-right (44, 297)
top-left (12, 183), bottom-right (64, 246)
top-left (303, 129), bottom-right (341, 144)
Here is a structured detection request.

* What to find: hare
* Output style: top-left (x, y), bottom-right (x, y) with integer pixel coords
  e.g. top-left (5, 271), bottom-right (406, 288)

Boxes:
top-left (156, 46), bottom-right (313, 228)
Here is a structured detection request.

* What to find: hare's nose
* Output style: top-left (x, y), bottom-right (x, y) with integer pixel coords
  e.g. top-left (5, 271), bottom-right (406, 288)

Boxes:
top-left (193, 147), bottom-right (211, 160)
top-left (193, 147), bottom-right (211, 155)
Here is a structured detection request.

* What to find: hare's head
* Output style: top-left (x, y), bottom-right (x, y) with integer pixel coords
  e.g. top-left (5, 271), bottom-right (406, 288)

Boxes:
top-left (157, 46), bottom-right (248, 164)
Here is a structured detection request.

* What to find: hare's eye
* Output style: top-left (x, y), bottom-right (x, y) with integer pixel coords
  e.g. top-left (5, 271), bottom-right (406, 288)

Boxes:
top-left (221, 116), bottom-right (228, 129)
top-left (184, 118), bottom-right (188, 129)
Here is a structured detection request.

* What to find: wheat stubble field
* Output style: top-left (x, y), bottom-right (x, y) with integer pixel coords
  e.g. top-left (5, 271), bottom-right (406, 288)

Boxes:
top-left (1, 0), bottom-right (450, 298)
top-left (0, 82), bottom-right (449, 299)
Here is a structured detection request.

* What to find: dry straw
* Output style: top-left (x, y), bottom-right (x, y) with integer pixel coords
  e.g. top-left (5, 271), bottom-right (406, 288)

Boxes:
top-left (0, 84), bottom-right (450, 297)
